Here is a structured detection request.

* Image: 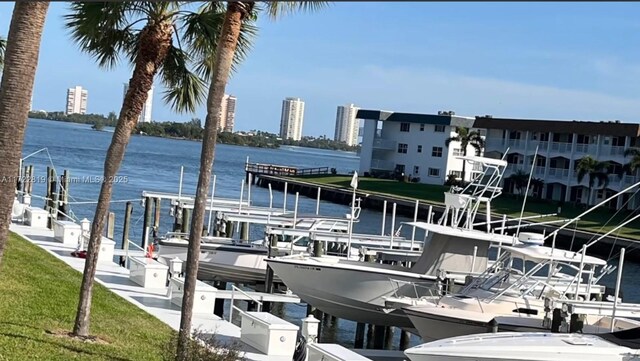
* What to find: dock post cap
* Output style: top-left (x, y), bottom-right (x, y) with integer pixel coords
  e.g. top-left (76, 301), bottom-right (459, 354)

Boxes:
top-left (169, 257), bottom-right (184, 274)
top-left (301, 315), bottom-right (320, 344)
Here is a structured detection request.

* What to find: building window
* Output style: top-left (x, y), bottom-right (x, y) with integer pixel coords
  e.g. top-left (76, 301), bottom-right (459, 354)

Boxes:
top-left (420, 124), bottom-right (425, 131)
top-left (453, 148), bottom-right (463, 156)
top-left (397, 143), bottom-right (408, 154)
top-left (449, 170), bottom-right (462, 179)
top-left (432, 146), bottom-right (443, 157)
top-left (414, 166), bottom-right (420, 175)
top-left (395, 164), bottom-right (405, 174)
top-left (417, 145), bottom-right (423, 153)
top-left (434, 125), bottom-right (445, 132)
top-left (428, 168), bottom-right (440, 177)
top-left (400, 122), bottom-right (410, 132)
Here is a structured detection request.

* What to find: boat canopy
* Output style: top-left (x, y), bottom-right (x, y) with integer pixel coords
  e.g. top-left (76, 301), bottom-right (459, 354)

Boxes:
top-left (456, 155), bottom-right (508, 167)
top-left (403, 222), bottom-right (518, 245)
top-left (411, 230), bottom-right (492, 276)
top-left (501, 244), bottom-right (607, 266)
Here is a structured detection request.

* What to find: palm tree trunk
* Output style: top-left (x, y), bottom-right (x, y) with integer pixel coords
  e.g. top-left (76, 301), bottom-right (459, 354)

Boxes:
top-left (176, 2), bottom-right (251, 360)
top-left (73, 20), bottom-right (173, 338)
top-left (461, 146), bottom-right (467, 181)
top-left (0, 2), bottom-right (49, 268)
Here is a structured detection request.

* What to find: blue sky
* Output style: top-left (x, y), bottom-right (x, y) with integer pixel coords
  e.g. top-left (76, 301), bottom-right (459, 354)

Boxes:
top-left (1, 2), bottom-right (640, 136)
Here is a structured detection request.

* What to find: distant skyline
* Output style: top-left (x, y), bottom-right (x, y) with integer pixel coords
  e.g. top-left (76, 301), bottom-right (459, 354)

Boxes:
top-left (2, 2), bottom-right (640, 136)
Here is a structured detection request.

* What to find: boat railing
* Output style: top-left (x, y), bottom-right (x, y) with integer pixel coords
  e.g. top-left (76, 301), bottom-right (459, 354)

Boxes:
top-left (387, 278), bottom-right (440, 300)
top-left (229, 284), bottom-right (263, 324)
top-left (122, 238), bottom-right (147, 269)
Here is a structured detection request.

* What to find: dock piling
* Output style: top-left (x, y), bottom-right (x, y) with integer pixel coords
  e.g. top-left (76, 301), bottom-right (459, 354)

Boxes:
top-left (106, 212), bottom-right (115, 239)
top-left (383, 326), bottom-right (394, 350)
top-left (141, 196), bottom-right (152, 248)
top-left (354, 322), bottom-right (366, 348)
top-left (399, 330), bottom-right (411, 350)
top-left (120, 201), bottom-right (133, 267)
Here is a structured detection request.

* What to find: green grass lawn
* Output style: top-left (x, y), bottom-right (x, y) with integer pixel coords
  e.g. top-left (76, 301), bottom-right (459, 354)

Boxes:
top-left (296, 175), bottom-right (640, 240)
top-left (0, 233), bottom-right (174, 361)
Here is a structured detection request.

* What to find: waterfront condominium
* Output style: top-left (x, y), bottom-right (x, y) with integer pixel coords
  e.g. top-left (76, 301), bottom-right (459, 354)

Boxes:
top-left (65, 85), bottom-right (88, 115)
top-left (358, 109), bottom-right (480, 186)
top-left (280, 97), bottom-right (305, 141)
top-left (219, 94), bottom-right (237, 132)
top-left (334, 103), bottom-right (360, 146)
top-left (123, 83), bottom-right (153, 123)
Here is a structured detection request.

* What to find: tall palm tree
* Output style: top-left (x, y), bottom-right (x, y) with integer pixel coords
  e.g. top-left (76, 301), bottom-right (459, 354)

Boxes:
top-left (0, 3), bottom-right (49, 268)
top-left (445, 127), bottom-right (485, 181)
top-left (507, 169), bottom-right (529, 196)
top-left (64, 2), bottom-right (255, 338)
top-left (576, 156), bottom-right (609, 205)
top-left (176, 2), bottom-right (327, 359)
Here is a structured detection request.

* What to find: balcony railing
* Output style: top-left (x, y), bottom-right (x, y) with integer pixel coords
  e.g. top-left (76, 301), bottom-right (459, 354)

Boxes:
top-left (370, 159), bottom-right (395, 170)
top-left (547, 167), bottom-right (570, 178)
top-left (507, 139), bottom-right (523, 148)
top-left (608, 146), bottom-right (625, 157)
top-left (372, 138), bottom-right (397, 151)
top-left (550, 142), bottom-right (571, 153)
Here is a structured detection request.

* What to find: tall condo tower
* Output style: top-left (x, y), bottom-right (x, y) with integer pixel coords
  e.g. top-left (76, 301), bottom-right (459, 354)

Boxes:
top-left (66, 86), bottom-right (88, 115)
top-left (219, 94), bottom-right (237, 132)
top-left (280, 97), bottom-right (305, 141)
top-left (334, 103), bottom-right (360, 146)
top-left (123, 83), bottom-right (153, 123)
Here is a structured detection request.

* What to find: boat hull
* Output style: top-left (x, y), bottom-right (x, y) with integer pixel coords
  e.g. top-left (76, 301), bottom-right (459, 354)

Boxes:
top-left (267, 258), bottom-right (439, 328)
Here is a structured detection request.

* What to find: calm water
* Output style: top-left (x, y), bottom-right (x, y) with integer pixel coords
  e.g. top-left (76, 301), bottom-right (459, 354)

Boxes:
top-left (21, 118), bottom-right (640, 348)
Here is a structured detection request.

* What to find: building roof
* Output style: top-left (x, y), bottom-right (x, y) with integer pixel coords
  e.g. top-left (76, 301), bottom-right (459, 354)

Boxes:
top-left (474, 116), bottom-right (640, 137)
top-left (357, 109), bottom-right (475, 128)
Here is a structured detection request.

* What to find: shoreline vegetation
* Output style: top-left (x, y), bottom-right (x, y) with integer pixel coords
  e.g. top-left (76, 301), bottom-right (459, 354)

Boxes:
top-left (29, 111), bottom-right (360, 152)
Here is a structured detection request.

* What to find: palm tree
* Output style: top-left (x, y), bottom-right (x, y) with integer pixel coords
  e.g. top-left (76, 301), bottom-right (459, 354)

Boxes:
top-left (176, 2), bottom-right (327, 359)
top-left (0, 3), bottom-right (49, 268)
top-left (64, 2), bottom-right (255, 338)
top-left (507, 169), bottom-right (529, 196)
top-left (622, 148), bottom-right (640, 177)
top-left (445, 127), bottom-right (485, 181)
top-left (0, 35), bottom-right (6, 70)
top-left (576, 156), bottom-right (609, 205)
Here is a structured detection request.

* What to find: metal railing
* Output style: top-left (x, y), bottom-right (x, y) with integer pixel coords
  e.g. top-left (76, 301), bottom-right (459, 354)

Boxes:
top-left (229, 284), bottom-right (263, 324)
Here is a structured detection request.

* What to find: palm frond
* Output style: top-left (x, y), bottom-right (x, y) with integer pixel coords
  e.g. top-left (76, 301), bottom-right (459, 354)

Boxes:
top-left (444, 135), bottom-right (461, 147)
top-left (0, 35), bottom-right (5, 69)
top-left (180, 4), bottom-right (257, 79)
top-left (264, 1), bottom-right (330, 20)
top-left (64, 2), bottom-right (138, 69)
top-left (160, 44), bottom-right (206, 113)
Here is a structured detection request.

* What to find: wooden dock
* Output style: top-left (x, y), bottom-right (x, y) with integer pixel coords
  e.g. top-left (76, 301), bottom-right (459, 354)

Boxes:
top-left (245, 162), bottom-right (329, 183)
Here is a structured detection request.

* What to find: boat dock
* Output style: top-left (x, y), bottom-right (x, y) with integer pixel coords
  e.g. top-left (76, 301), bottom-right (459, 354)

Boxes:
top-left (254, 174), bottom-right (640, 260)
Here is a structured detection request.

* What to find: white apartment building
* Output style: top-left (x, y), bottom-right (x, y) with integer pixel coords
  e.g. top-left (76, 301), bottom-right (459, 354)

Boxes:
top-left (123, 83), bottom-right (153, 123)
top-left (219, 94), bottom-right (237, 132)
top-left (477, 116), bottom-right (640, 210)
top-left (280, 97), bottom-right (305, 141)
top-left (359, 110), bottom-right (482, 185)
top-left (66, 86), bottom-right (88, 115)
top-left (334, 103), bottom-right (360, 146)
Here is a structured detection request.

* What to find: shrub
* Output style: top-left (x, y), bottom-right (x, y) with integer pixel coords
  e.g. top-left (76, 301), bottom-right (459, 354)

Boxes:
top-left (162, 329), bottom-right (244, 361)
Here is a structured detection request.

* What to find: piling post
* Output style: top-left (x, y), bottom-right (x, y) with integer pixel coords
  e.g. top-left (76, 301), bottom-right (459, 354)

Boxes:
top-left (381, 200), bottom-right (387, 236)
top-left (44, 166), bottom-right (51, 210)
top-left (488, 318), bottom-right (499, 333)
top-left (181, 208), bottom-right (192, 234)
top-left (141, 196), bottom-right (152, 248)
top-left (153, 198), bottom-right (161, 231)
top-left (366, 324), bottom-right (375, 349)
top-left (213, 281), bottom-right (226, 317)
top-left (383, 326), bottom-right (394, 350)
top-left (263, 235), bottom-right (276, 312)
top-left (106, 212), bottom-right (115, 239)
top-left (373, 325), bottom-right (386, 349)
top-left (120, 201), bottom-right (133, 267)
top-left (58, 169), bottom-right (70, 220)
top-left (240, 222), bottom-right (249, 240)
top-left (399, 330), bottom-right (411, 350)
top-left (354, 322), bottom-right (366, 348)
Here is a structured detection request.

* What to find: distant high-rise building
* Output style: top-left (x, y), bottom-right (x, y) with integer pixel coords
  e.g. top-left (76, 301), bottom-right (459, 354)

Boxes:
top-left (123, 83), bottom-right (153, 123)
top-left (219, 94), bottom-right (237, 132)
top-left (334, 103), bottom-right (360, 146)
top-left (66, 86), bottom-right (88, 115)
top-left (280, 97), bottom-right (305, 141)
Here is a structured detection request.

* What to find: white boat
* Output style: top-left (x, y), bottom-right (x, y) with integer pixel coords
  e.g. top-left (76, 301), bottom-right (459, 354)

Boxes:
top-left (403, 330), bottom-right (640, 361)
top-left (402, 240), bottom-right (640, 341)
top-left (266, 156), bottom-right (523, 328)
